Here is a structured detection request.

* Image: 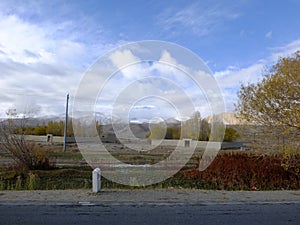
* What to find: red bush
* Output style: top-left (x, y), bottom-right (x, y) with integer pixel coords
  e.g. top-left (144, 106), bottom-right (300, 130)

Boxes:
top-left (178, 153), bottom-right (300, 190)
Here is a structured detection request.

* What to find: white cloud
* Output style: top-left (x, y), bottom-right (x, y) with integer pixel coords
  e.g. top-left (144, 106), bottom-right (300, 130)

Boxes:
top-left (213, 62), bottom-right (268, 112)
top-left (132, 105), bottom-right (155, 110)
top-left (93, 49), bottom-right (219, 121)
top-left (158, 1), bottom-right (241, 36)
top-left (0, 14), bottom-right (49, 64)
top-left (108, 49), bottom-right (142, 80)
top-left (215, 38), bottom-right (300, 91)
top-left (0, 3), bottom-right (217, 120)
top-left (0, 2), bottom-right (133, 119)
top-left (159, 50), bottom-right (178, 65)
top-left (109, 50), bottom-right (140, 69)
top-left (214, 62), bottom-right (266, 89)
top-left (269, 38), bottom-right (300, 62)
top-left (213, 38), bottom-right (300, 112)
top-left (0, 12), bottom-right (88, 117)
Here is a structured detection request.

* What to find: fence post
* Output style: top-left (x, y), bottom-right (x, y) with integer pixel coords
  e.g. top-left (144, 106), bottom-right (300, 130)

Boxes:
top-left (92, 168), bottom-right (101, 193)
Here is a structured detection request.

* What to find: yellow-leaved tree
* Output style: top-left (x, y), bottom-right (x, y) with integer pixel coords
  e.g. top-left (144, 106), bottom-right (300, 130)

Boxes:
top-left (236, 51), bottom-right (300, 173)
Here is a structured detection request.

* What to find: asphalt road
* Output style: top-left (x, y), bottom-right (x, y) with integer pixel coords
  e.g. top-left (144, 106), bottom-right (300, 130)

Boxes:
top-left (0, 202), bottom-right (299, 225)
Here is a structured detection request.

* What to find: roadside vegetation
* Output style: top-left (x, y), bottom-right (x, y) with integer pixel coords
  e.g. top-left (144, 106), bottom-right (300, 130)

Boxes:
top-left (0, 150), bottom-right (299, 191)
top-left (0, 110), bottom-right (56, 170)
top-left (146, 112), bottom-right (240, 142)
top-left (0, 52), bottom-right (299, 191)
top-left (236, 51), bottom-right (300, 170)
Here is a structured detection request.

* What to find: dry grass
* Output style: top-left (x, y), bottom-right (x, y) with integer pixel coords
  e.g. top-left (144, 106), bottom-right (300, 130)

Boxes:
top-left (1, 143), bottom-right (300, 190)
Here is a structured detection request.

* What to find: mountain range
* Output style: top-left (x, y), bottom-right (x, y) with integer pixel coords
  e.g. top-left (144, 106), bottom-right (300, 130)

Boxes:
top-left (1, 112), bottom-right (245, 128)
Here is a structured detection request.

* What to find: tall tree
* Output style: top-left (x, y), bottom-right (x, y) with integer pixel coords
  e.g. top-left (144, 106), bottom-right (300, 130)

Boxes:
top-left (236, 51), bottom-right (300, 138)
top-left (181, 111), bottom-right (201, 140)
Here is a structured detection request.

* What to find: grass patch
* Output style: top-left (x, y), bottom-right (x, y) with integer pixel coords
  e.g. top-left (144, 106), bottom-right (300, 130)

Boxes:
top-left (0, 151), bottom-right (299, 191)
top-left (47, 151), bottom-right (84, 161)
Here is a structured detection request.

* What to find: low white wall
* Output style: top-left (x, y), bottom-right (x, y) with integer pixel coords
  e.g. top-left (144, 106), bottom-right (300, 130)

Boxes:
top-left (24, 135), bottom-right (222, 149)
top-left (24, 135), bottom-right (64, 143)
top-left (151, 139), bottom-right (221, 149)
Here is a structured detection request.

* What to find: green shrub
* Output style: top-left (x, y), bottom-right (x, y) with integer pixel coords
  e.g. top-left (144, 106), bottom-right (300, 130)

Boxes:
top-left (15, 175), bottom-right (22, 190)
top-left (28, 173), bottom-right (39, 190)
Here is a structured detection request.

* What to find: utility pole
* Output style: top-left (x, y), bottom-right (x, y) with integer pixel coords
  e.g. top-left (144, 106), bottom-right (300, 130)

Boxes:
top-left (63, 93), bottom-right (69, 152)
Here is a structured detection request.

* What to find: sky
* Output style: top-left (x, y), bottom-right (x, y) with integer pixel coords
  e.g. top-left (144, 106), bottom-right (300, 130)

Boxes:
top-left (1, 0), bottom-right (300, 121)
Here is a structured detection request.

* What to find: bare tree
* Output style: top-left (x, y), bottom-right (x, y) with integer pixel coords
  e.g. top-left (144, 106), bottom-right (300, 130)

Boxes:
top-left (0, 108), bottom-right (54, 170)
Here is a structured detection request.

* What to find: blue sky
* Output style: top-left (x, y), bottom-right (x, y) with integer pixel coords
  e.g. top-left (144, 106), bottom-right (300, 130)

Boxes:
top-left (1, 0), bottom-right (300, 119)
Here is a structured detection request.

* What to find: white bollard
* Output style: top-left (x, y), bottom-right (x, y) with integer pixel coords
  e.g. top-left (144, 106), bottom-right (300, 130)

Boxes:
top-left (92, 168), bottom-right (101, 193)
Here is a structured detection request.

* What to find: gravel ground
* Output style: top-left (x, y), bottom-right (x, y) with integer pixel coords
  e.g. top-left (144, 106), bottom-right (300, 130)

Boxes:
top-left (1, 189), bottom-right (300, 204)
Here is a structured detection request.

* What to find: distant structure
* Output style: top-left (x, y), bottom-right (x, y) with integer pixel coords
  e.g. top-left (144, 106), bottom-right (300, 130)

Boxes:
top-left (46, 134), bottom-right (53, 144)
top-left (100, 132), bottom-right (118, 143)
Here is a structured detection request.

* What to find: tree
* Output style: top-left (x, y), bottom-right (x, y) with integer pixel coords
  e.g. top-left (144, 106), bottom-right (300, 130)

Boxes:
top-left (33, 123), bottom-right (47, 135)
top-left (181, 111), bottom-right (201, 140)
top-left (47, 121), bottom-right (64, 136)
top-left (199, 119), bottom-right (210, 141)
top-left (47, 121), bottom-right (54, 134)
top-left (223, 127), bottom-right (240, 142)
top-left (147, 124), bottom-right (166, 139)
top-left (236, 51), bottom-right (300, 129)
top-left (96, 120), bottom-right (102, 136)
top-left (236, 51), bottom-right (300, 136)
top-left (165, 127), bottom-right (181, 139)
top-left (67, 119), bottom-right (74, 137)
top-left (0, 109), bottom-right (54, 169)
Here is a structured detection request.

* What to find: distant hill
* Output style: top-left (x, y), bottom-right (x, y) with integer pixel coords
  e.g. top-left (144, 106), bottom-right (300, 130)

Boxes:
top-left (204, 112), bottom-right (246, 125)
top-left (0, 116), bottom-right (65, 127)
top-left (101, 123), bottom-right (150, 139)
top-left (1, 112), bottom-right (247, 137)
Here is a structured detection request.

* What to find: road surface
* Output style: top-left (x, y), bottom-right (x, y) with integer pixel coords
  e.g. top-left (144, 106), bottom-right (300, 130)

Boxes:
top-left (1, 189), bottom-right (300, 225)
top-left (0, 202), bottom-right (299, 225)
